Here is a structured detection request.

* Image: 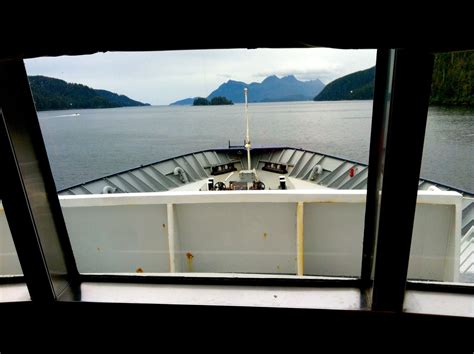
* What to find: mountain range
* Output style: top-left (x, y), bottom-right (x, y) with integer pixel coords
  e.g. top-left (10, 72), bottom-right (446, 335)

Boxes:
top-left (32, 50), bottom-right (471, 111)
top-left (28, 76), bottom-right (149, 111)
top-left (170, 75), bottom-right (325, 105)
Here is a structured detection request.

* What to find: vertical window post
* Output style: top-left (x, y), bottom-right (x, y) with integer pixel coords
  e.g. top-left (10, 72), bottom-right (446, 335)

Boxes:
top-left (371, 49), bottom-right (434, 311)
top-left (0, 59), bottom-right (79, 301)
top-left (361, 49), bottom-right (395, 286)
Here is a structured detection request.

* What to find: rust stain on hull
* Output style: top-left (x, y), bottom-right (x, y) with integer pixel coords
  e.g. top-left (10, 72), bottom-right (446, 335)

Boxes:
top-left (186, 252), bottom-right (194, 272)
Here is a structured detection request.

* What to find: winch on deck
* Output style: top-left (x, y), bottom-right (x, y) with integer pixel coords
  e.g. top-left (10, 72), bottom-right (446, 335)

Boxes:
top-left (210, 161), bottom-right (238, 176)
top-left (207, 178), bottom-right (266, 191)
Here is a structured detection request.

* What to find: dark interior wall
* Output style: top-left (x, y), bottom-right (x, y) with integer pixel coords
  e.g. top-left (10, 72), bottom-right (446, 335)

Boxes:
top-left (0, 301), bottom-right (472, 345)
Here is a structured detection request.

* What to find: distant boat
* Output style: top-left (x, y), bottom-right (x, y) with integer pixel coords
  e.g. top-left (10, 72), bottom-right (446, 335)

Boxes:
top-left (50, 113), bottom-right (81, 118)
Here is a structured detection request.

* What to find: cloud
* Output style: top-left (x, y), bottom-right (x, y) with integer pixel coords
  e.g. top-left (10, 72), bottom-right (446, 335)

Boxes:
top-left (25, 48), bottom-right (376, 105)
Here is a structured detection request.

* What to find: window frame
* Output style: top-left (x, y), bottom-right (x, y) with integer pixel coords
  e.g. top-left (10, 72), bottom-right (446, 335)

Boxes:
top-left (1, 46), bottom-right (473, 314)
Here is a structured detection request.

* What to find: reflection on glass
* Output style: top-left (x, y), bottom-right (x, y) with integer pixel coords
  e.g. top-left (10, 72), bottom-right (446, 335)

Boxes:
top-left (408, 50), bottom-right (474, 283)
top-left (26, 48), bottom-right (377, 276)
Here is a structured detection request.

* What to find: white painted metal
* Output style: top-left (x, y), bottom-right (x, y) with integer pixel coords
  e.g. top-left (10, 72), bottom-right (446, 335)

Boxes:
top-left (297, 202), bottom-right (304, 276)
top-left (0, 284), bottom-right (30, 303)
top-left (59, 190), bottom-right (370, 207)
top-left (58, 190), bottom-right (462, 207)
top-left (167, 204), bottom-right (177, 273)
top-left (304, 202), bottom-right (365, 277)
top-left (0, 192), bottom-right (464, 280)
top-left (61, 203), bottom-right (169, 273)
top-left (404, 290), bottom-right (474, 317)
top-left (174, 202), bottom-right (296, 274)
top-left (0, 202), bottom-right (22, 275)
top-left (412, 193), bottom-right (461, 281)
top-left (80, 282), bottom-right (362, 309)
top-left (410, 203), bottom-right (460, 281)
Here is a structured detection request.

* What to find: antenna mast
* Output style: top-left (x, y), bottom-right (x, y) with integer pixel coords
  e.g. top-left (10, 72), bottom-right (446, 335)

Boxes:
top-left (244, 88), bottom-right (251, 170)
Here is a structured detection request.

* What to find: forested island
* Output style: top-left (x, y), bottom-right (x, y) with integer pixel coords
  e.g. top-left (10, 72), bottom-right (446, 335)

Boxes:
top-left (193, 96), bottom-right (233, 105)
top-left (28, 76), bottom-right (149, 111)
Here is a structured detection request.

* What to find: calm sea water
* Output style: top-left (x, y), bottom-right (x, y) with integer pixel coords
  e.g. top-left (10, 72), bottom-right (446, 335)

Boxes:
top-left (37, 101), bottom-right (474, 192)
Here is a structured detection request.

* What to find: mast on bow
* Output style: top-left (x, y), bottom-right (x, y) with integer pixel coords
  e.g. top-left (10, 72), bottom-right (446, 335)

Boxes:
top-left (244, 87), bottom-right (251, 170)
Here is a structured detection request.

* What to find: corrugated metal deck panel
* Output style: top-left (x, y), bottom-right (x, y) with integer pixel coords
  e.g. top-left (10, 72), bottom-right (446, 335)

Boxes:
top-left (318, 161), bottom-right (349, 186)
top-left (340, 166), bottom-right (369, 189)
top-left (328, 164), bottom-right (362, 189)
top-left (295, 154), bottom-right (324, 179)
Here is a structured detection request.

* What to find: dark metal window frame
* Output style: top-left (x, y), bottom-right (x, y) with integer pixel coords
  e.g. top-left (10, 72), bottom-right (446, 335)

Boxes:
top-left (1, 46), bottom-right (473, 312)
top-left (0, 60), bottom-right (79, 302)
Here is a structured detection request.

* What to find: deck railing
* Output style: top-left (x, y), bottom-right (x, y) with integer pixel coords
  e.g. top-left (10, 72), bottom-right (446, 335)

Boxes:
top-left (0, 190), bottom-right (463, 281)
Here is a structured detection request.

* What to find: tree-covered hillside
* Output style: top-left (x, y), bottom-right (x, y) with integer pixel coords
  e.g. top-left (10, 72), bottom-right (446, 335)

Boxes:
top-left (28, 76), bottom-right (149, 111)
top-left (314, 51), bottom-right (473, 107)
top-left (430, 51), bottom-right (473, 106)
top-left (314, 67), bottom-right (375, 101)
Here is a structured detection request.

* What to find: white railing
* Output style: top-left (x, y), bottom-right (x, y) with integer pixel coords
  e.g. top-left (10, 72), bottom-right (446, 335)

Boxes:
top-left (0, 190), bottom-right (463, 281)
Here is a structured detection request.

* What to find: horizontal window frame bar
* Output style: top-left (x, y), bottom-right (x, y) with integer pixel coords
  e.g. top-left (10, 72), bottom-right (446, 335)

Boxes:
top-left (0, 275), bottom-right (25, 284)
top-left (76, 275), bottom-right (474, 295)
top-left (78, 273), bottom-right (362, 289)
top-left (406, 280), bottom-right (474, 295)
top-left (75, 281), bottom-right (365, 310)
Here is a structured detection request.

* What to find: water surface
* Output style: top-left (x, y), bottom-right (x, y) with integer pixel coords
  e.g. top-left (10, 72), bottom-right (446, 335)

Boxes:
top-left (37, 101), bottom-right (473, 192)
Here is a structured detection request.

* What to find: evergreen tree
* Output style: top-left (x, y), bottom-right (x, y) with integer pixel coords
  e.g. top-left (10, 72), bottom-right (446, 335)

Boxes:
top-left (430, 51), bottom-right (473, 106)
top-left (210, 96), bottom-right (233, 105)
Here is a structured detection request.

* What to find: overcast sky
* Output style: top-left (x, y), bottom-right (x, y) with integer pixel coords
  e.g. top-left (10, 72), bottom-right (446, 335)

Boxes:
top-left (25, 48), bottom-right (376, 105)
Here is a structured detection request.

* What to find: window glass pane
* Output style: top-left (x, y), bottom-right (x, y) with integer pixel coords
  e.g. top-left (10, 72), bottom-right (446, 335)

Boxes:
top-left (0, 200), bottom-right (22, 276)
top-left (25, 48), bottom-right (376, 277)
top-left (408, 50), bottom-right (474, 284)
